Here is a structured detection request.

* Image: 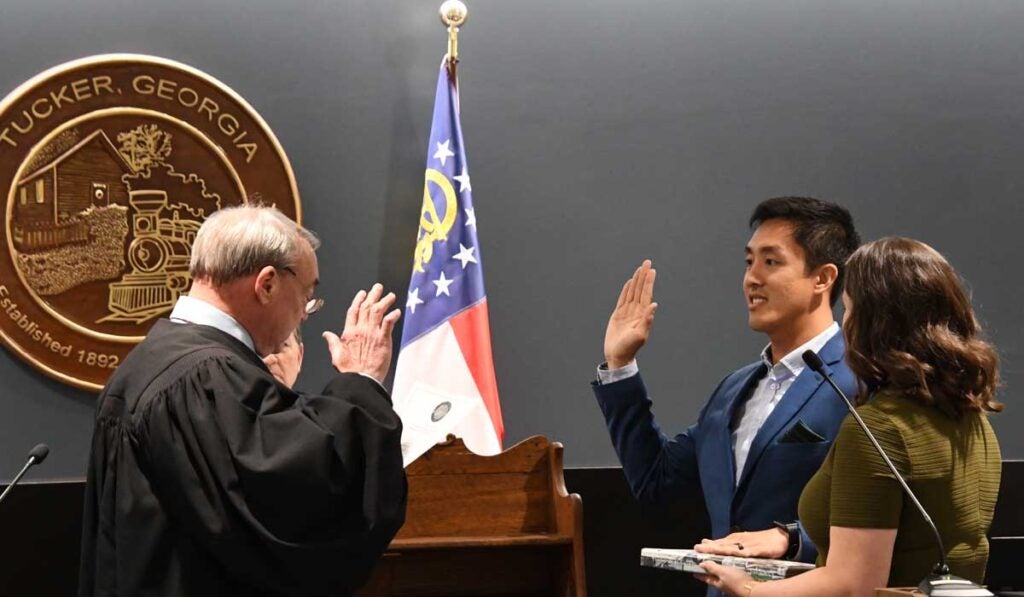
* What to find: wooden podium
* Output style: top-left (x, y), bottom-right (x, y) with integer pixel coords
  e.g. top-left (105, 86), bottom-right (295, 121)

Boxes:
top-left (357, 435), bottom-right (586, 596)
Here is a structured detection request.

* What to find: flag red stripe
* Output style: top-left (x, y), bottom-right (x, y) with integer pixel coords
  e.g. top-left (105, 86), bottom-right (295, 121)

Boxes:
top-left (449, 300), bottom-right (504, 442)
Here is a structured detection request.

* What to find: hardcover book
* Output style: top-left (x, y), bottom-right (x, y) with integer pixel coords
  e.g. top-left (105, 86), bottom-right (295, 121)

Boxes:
top-left (640, 547), bottom-right (816, 581)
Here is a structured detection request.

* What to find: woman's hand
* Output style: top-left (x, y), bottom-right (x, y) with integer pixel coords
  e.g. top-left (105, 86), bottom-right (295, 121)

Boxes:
top-left (696, 561), bottom-right (761, 596)
top-left (694, 528), bottom-right (789, 559)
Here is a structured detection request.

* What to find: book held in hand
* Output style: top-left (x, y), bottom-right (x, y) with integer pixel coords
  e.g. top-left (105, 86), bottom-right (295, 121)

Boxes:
top-left (640, 547), bottom-right (816, 581)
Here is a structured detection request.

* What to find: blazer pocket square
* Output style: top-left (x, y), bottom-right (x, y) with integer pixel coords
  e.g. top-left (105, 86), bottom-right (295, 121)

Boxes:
top-left (779, 420), bottom-right (827, 444)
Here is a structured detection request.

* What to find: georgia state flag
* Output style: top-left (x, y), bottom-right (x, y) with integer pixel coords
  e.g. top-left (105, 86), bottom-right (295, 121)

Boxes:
top-left (391, 61), bottom-right (504, 462)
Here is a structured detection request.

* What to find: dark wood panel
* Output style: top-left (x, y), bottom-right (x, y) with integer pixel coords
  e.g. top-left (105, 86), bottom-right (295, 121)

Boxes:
top-left (381, 547), bottom-right (565, 596)
top-left (987, 536), bottom-right (1024, 592)
top-left (0, 478), bottom-right (84, 596)
top-left (2, 461), bottom-right (1021, 595)
top-left (992, 461), bottom-right (1024, 535)
top-left (565, 467), bottom-right (710, 597)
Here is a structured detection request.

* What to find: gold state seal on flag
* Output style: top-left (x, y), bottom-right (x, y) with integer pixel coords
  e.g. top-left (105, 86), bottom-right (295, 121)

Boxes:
top-left (0, 54), bottom-right (301, 391)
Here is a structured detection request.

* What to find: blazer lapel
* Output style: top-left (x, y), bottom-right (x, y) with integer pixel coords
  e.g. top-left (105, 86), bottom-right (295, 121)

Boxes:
top-left (713, 363), bottom-right (767, 491)
top-left (815, 332), bottom-right (846, 373)
top-left (734, 333), bottom-right (845, 492)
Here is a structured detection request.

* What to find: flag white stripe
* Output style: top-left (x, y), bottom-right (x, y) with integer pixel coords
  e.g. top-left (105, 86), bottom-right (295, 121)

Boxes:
top-left (392, 322), bottom-right (501, 456)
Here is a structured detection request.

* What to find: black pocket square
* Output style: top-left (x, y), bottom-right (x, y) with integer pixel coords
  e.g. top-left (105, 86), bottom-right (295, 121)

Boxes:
top-left (779, 420), bottom-right (826, 443)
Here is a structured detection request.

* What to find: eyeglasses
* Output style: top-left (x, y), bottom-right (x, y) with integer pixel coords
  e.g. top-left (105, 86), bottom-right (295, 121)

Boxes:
top-left (281, 267), bottom-right (324, 315)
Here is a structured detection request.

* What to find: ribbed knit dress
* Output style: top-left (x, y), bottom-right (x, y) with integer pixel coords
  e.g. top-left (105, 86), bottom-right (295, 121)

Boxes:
top-left (798, 390), bottom-right (1001, 586)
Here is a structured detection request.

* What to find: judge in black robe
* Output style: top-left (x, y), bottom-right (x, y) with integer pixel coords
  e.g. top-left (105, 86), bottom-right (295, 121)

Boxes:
top-left (79, 206), bottom-right (407, 597)
top-left (79, 320), bottom-right (405, 596)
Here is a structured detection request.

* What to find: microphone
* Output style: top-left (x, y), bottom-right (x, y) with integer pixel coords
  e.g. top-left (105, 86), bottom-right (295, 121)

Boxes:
top-left (0, 443), bottom-right (50, 507)
top-left (802, 351), bottom-right (993, 597)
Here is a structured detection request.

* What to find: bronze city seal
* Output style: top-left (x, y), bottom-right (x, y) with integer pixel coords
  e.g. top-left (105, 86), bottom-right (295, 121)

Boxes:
top-left (0, 54), bottom-right (301, 391)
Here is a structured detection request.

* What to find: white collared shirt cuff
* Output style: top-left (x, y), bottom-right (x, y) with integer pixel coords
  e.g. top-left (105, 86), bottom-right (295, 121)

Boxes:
top-left (596, 360), bottom-right (639, 384)
top-left (356, 372), bottom-right (388, 392)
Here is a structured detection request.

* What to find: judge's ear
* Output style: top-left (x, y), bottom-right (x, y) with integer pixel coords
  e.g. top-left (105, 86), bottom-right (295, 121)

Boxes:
top-left (254, 266), bottom-right (279, 305)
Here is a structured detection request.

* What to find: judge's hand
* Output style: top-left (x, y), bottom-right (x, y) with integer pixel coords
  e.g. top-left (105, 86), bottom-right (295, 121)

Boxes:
top-left (323, 283), bottom-right (402, 383)
top-left (263, 334), bottom-right (303, 388)
top-left (694, 528), bottom-right (789, 559)
top-left (695, 561), bottom-right (759, 597)
top-left (263, 353), bottom-right (290, 387)
top-left (604, 260), bottom-right (658, 369)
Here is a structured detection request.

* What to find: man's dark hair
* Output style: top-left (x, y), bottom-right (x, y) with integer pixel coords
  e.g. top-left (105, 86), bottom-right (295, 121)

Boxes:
top-left (749, 196), bottom-right (860, 306)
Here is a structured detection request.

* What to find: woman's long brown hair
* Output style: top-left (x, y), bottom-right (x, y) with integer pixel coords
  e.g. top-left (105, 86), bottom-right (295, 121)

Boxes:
top-left (843, 237), bottom-right (1001, 417)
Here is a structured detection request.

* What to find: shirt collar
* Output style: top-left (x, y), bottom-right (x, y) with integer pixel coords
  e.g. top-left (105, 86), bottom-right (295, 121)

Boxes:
top-left (759, 321), bottom-right (840, 379)
top-left (169, 295), bottom-right (257, 354)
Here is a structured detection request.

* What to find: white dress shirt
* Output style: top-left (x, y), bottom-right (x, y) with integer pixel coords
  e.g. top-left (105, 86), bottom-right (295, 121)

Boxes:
top-left (168, 295), bottom-right (257, 354)
top-left (596, 321), bottom-right (840, 485)
top-left (730, 322), bottom-right (838, 482)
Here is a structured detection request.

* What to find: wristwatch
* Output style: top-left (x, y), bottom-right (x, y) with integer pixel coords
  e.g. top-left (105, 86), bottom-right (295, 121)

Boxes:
top-left (773, 520), bottom-right (800, 559)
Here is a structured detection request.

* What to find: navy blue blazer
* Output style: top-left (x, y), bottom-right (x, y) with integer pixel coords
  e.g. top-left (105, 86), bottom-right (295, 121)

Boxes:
top-left (593, 333), bottom-right (857, 592)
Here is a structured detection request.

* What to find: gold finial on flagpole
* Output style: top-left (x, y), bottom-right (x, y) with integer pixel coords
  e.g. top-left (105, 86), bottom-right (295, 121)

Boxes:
top-left (439, 0), bottom-right (467, 77)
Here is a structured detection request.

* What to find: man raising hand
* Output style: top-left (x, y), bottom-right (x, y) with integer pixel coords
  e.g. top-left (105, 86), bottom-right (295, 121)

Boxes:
top-left (592, 198), bottom-right (861, 597)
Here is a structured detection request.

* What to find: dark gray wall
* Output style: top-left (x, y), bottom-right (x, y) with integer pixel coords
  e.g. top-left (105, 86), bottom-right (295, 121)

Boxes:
top-left (1, 0), bottom-right (1022, 478)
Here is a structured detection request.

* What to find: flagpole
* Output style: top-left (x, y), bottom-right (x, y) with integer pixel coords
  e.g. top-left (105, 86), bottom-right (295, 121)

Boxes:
top-left (439, 0), bottom-right (467, 79)
top-left (393, 1), bottom-right (504, 461)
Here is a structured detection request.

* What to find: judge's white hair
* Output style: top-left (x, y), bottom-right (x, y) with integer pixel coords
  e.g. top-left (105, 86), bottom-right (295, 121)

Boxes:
top-left (189, 205), bottom-right (320, 286)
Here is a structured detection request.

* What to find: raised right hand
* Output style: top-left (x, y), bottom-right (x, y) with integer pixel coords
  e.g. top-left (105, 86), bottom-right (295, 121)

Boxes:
top-left (603, 259), bottom-right (658, 369)
top-left (322, 283), bottom-right (402, 383)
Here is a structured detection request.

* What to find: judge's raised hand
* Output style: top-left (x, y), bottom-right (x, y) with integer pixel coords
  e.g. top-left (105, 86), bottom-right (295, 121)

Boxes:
top-left (693, 528), bottom-right (789, 559)
top-left (604, 260), bottom-right (658, 369)
top-left (323, 283), bottom-right (402, 383)
top-left (263, 333), bottom-right (303, 388)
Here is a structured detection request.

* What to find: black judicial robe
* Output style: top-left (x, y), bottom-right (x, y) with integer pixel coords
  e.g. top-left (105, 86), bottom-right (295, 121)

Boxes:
top-left (79, 320), bottom-right (407, 597)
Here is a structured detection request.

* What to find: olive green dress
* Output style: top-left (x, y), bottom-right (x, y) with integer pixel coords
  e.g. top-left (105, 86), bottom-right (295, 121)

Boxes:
top-left (798, 390), bottom-right (1001, 586)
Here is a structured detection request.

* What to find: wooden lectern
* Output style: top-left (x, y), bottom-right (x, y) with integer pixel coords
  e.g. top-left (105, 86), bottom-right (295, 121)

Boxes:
top-left (357, 435), bottom-right (586, 596)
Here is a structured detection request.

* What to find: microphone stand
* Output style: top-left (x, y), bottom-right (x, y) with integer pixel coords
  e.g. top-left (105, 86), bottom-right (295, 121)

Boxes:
top-left (0, 444), bottom-right (49, 507)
